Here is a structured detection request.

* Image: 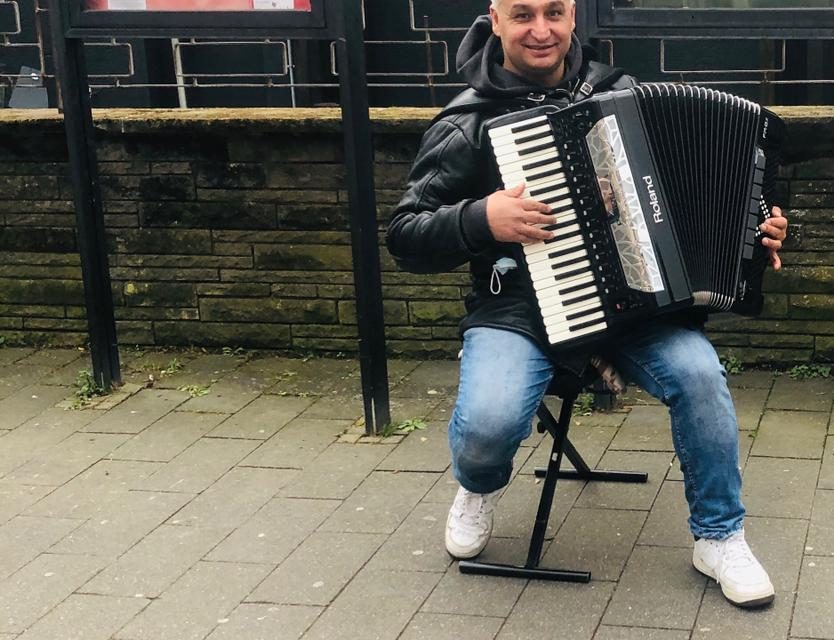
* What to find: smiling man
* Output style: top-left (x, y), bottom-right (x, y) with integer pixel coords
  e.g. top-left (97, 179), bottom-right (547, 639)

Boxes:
top-left (387, 0), bottom-right (787, 609)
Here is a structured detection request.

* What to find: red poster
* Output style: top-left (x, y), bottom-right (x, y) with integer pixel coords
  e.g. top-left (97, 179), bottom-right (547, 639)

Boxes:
top-left (86, 0), bottom-right (312, 10)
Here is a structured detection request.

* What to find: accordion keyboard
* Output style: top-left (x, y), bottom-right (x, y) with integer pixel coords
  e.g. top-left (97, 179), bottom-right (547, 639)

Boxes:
top-left (488, 114), bottom-right (608, 344)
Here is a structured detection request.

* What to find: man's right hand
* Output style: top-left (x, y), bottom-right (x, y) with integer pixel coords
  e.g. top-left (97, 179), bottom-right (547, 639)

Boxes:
top-left (486, 183), bottom-right (557, 244)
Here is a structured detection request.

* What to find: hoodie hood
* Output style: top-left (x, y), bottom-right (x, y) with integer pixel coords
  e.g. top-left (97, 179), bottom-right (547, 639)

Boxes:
top-left (456, 14), bottom-right (583, 98)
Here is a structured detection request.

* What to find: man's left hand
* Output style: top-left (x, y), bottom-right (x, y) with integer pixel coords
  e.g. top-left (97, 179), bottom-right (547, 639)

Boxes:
top-left (760, 206), bottom-right (788, 270)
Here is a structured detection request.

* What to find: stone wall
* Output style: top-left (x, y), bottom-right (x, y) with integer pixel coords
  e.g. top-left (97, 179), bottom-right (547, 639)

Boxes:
top-left (0, 106), bottom-right (832, 364)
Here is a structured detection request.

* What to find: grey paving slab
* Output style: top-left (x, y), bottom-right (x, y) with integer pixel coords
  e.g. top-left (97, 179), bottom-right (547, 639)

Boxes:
top-left (423, 468), bottom-right (465, 504)
top-left (15, 594), bottom-right (148, 640)
top-left (318, 470), bottom-right (438, 534)
top-left (204, 603), bottom-right (321, 640)
top-left (177, 377), bottom-right (261, 414)
top-left (728, 370), bottom-right (776, 390)
top-left (691, 585), bottom-right (793, 640)
top-left (24, 460), bottom-right (163, 519)
top-left (0, 516), bottom-right (81, 580)
top-left (81, 389), bottom-right (190, 434)
top-left (206, 497), bottom-right (339, 564)
top-left (0, 553), bottom-right (107, 634)
top-left (595, 627), bottom-right (690, 640)
top-left (120, 351), bottom-right (197, 388)
top-left (149, 353), bottom-right (248, 390)
top-left (49, 491), bottom-right (191, 558)
top-left (5, 433), bottom-right (132, 487)
top-left (169, 467), bottom-right (298, 528)
top-left (302, 568), bottom-right (440, 640)
top-left (248, 531), bottom-right (385, 605)
top-left (768, 376), bottom-right (834, 414)
top-left (0, 483), bottom-right (51, 525)
top-left (138, 437), bottom-right (260, 494)
top-left (520, 423), bottom-right (617, 476)
top-left (400, 613), bottom-right (504, 640)
top-left (261, 358), bottom-right (359, 397)
top-left (113, 561), bottom-right (271, 640)
top-left (81, 524), bottom-right (231, 598)
top-left (207, 395), bottom-right (313, 439)
top-left (421, 565), bottom-right (525, 618)
top-left (609, 405), bottom-right (674, 452)
top-left (0, 386), bottom-right (74, 431)
top-left (389, 360), bottom-right (460, 398)
top-left (0, 367), bottom-right (54, 403)
top-left (16, 349), bottom-right (83, 369)
top-left (602, 546), bottom-right (706, 629)
top-left (492, 474), bottom-right (582, 539)
top-left (742, 456), bottom-right (820, 519)
top-left (498, 581), bottom-right (615, 640)
top-left (365, 501), bottom-right (453, 573)
top-left (110, 411), bottom-right (228, 462)
top-left (574, 451), bottom-right (674, 511)
top-left (239, 418), bottom-right (352, 469)
top-left (637, 480), bottom-right (691, 548)
top-left (732, 386), bottom-right (771, 431)
top-left (0, 348), bottom-right (36, 366)
top-left (820, 436), bottom-right (834, 491)
top-left (807, 489), bottom-right (834, 557)
top-left (752, 410), bottom-right (828, 459)
top-left (543, 507), bottom-right (647, 581)
top-left (0, 408), bottom-right (100, 478)
top-left (375, 421), bottom-right (450, 473)
top-left (278, 442), bottom-right (394, 500)
top-left (791, 556), bottom-right (834, 639)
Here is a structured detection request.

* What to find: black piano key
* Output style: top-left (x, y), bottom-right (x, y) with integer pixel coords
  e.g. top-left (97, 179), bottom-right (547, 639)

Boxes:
top-left (517, 131), bottom-right (551, 145)
top-left (543, 219), bottom-right (582, 232)
top-left (522, 157), bottom-right (559, 172)
top-left (547, 245), bottom-right (586, 260)
top-left (548, 255), bottom-right (587, 269)
top-left (553, 265), bottom-right (590, 281)
top-left (566, 305), bottom-right (602, 322)
top-left (528, 167), bottom-right (565, 183)
top-left (512, 119), bottom-right (549, 135)
top-left (559, 280), bottom-right (593, 295)
top-left (520, 142), bottom-right (556, 157)
top-left (563, 291), bottom-right (599, 306)
top-left (569, 317), bottom-right (606, 332)
top-left (530, 181), bottom-right (568, 198)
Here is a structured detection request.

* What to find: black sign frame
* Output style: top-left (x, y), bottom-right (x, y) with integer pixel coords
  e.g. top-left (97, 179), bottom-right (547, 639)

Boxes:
top-left (50, 0), bottom-right (392, 433)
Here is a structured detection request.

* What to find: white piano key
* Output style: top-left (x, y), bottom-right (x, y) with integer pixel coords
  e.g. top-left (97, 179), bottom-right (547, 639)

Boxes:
top-left (545, 310), bottom-right (606, 332)
top-left (529, 185), bottom-right (571, 202)
top-left (523, 233), bottom-right (583, 257)
top-left (532, 272), bottom-right (595, 295)
top-left (540, 297), bottom-right (601, 320)
top-left (488, 115), bottom-right (548, 139)
top-left (546, 321), bottom-right (607, 345)
top-left (527, 251), bottom-right (587, 276)
top-left (495, 146), bottom-right (560, 171)
top-left (502, 160), bottom-right (564, 185)
top-left (489, 124), bottom-right (552, 146)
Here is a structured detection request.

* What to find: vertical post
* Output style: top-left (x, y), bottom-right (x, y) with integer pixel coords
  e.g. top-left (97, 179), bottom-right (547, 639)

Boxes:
top-left (49, 0), bottom-right (121, 390)
top-left (335, 0), bottom-right (390, 434)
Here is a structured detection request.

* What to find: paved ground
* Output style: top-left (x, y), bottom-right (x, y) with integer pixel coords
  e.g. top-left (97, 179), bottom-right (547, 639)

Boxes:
top-left (0, 346), bottom-right (833, 640)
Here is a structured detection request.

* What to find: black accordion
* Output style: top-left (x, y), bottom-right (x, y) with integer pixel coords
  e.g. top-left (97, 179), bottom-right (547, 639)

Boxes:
top-left (485, 83), bottom-right (785, 351)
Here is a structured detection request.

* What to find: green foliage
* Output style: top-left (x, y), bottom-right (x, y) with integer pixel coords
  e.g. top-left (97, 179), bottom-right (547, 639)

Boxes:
top-left (721, 355), bottom-right (745, 376)
top-left (72, 369), bottom-right (106, 408)
top-left (788, 364), bottom-right (832, 380)
top-left (572, 392), bottom-right (594, 416)
top-left (161, 358), bottom-right (184, 376)
top-left (177, 384), bottom-right (210, 398)
top-left (381, 417), bottom-right (428, 438)
top-left (221, 346), bottom-right (247, 357)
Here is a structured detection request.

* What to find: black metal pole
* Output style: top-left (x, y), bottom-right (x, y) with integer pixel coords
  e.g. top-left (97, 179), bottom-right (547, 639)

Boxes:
top-left (49, 0), bottom-right (121, 390)
top-left (335, 0), bottom-right (391, 434)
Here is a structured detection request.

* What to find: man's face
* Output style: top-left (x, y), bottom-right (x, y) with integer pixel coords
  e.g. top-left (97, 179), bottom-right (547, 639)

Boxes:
top-left (489, 0), bottom-right (576, 86)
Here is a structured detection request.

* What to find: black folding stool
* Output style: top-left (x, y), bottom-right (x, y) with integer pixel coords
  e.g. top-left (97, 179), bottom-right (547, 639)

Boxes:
top-left (458, 371), bottom-right (648, 582)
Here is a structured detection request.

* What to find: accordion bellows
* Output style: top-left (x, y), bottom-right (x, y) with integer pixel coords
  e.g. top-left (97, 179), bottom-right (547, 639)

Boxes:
top-left (485, 83), bottom-right (784, 351)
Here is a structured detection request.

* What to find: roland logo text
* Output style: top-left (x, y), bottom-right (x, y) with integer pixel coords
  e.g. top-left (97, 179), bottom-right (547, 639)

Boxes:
top-left (643, 175), bottom-right (663, 223)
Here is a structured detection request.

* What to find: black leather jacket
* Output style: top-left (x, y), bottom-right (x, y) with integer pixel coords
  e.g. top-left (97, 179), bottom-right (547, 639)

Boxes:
top-left (386, 17), bottom-right (637, 372)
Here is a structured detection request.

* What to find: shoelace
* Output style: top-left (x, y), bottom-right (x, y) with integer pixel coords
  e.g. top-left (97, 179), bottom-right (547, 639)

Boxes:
top-left (455, 493), bottom-right (495, 531)
top-left (722, 533), bottom-right (757, 569)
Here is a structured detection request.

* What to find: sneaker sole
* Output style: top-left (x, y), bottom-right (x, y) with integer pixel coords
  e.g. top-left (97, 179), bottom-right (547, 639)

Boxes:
top-left (692, 555), bottom-right (775, 608)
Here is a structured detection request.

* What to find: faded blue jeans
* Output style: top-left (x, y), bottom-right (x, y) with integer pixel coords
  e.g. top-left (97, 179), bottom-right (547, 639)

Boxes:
top-left (448, 325), bottom-right (744, 540)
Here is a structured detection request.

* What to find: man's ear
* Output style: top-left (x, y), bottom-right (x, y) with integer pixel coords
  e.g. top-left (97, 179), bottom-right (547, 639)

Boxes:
top-left (489, 6), bottom-right (501, 37)
top-left (570, 2), bottom-right (577, 32)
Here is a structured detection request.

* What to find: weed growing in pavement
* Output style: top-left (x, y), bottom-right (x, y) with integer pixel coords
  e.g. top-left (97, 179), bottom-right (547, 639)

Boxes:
top-left (72, 369), bottom-right (106, 408)
top-left (572, 392), bottom-right (594, 416)
top-left (788, 364), bottom-right (831, 380)
top-left (381, 417), bottom-right (428, 438)
top-left (721, 355), bottom-right (745, 375)
top-left (177, 384), bottom-right (210, 398)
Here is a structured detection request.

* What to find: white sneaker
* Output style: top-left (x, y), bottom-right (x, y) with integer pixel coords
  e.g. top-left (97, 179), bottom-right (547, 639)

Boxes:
top-left (692, 529), bottom-right (775, 608)
top-left (445, 486), bottom-right (501, 559)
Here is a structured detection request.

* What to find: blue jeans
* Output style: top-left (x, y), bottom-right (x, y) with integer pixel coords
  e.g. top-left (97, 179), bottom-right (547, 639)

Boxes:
top-left (448, 325), bottom-right (744, 540)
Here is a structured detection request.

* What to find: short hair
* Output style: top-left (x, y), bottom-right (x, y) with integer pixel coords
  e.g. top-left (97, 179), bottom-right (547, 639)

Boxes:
top-left (490, 0), bottom-right (576, 7)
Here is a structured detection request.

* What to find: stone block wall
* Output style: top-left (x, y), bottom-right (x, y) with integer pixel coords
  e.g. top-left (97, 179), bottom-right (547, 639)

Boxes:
top-left (0, 106), bottom-right (832, 364)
